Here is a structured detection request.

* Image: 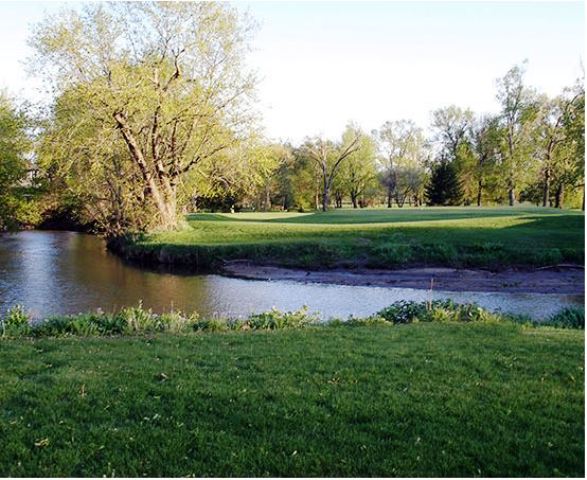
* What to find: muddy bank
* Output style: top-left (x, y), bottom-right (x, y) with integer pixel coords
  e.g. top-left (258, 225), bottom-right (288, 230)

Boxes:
top-left (222, 261), bottom-right (585, 294)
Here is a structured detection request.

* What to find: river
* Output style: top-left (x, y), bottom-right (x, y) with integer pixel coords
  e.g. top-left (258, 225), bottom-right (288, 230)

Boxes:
top-left (0, 231), bottom-right (583, 320)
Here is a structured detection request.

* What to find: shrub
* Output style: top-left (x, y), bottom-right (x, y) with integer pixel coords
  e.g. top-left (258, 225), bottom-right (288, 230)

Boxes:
top-left (159, 310), bottom-right (199, 333)
top-left (192, 317), bottom-right (231, 332)
top-left (376, 300), bottom-right (501, 325)
top-left (247, 306), bottom-right (319, 330)
top-left (118, 303), bottom-right (159, 334)
top-left (1, 305), bottom-right (31, 337)
top-left (545, 307), bottom-right (585, 330)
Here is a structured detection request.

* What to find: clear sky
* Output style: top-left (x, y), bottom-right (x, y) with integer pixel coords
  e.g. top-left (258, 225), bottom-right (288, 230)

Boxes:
top-left (0, 1), bottom-right (584, 142)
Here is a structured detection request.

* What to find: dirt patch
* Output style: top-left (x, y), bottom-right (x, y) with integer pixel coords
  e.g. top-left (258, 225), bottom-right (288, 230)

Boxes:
top-left (222, 261), bottom-right (585, 294)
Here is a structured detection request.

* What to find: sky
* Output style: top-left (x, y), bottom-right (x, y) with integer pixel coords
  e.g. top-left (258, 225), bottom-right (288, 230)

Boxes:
top-left (0, 0), bottom-right (584, 143)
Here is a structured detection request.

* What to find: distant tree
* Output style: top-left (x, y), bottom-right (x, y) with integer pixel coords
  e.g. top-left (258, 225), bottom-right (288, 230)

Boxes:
top-left (496, 62), bottom-right (539, 206)
top-left (301, 128), bottom-right (360, 211)
top-left (376, 120), bottom-right (426, 207)
top-left (561, 77), bottom-right (585, 209)
top-left (425, 159), bottom-right (463, 206)
top-left (535, 95), bottom-right (571, 207)
top-left (469, 115), bottom-right (503, 206)
top-left (337, 127), bottom-right (377, 208)
top-left (431, 106), bottom-right (474, 160)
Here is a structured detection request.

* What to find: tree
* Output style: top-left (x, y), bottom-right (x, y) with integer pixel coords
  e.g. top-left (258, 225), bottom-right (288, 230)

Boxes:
top-left (425, 159), bottom-right (463, 206)
top-left (431, 106), bottom-right (474, 160)
top-left (496, 63), bottom-right (539, 206)
top-left (337, 127), bottom-right (377, 208)
top-left (31, 2), bottom-right (256, 233)
top-left (376, 120), bottom-right (425, 207)
top-left (302, 128), bottom-right (360, 211)
top-left (0, 93), bottom-right (34, 230)
top-left (535, 95), bottom-right (570, 207)
top-left (561, 77), bottom-right (585, 209)
top-left (469, 115), bottom-right (502, 206)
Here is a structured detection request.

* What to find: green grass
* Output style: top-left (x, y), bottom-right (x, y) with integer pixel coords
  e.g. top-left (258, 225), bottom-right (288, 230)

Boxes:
top-left (0, 322), bottom-right (583, 476)
top-left (119, 207), bottom-right (585, 270)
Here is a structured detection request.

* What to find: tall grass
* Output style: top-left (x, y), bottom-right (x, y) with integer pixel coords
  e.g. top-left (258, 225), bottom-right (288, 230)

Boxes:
top-left (1, 301), bottom-right (583, 339)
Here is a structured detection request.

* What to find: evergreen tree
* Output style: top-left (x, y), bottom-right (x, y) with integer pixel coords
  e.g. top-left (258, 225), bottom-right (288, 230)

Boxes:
top-left (425, 160), bottom-right (463, 206)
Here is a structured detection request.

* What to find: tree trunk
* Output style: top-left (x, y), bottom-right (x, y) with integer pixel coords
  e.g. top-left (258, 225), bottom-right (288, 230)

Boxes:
top-left (334, 191), bottom-right (342, 208)
top-left (476, 180), bottom-right (483, 207)
top-left (351, 193), bottom-right (358, 209)
top-left (555, 183), bottom-right (564, 209)
top-left (264, 188), bottom-right (271, 211)
top-left (322, 190), bottom-right (329, 212)
top-left (508, 186), bottom-right (515, 207)
top-left (114, 111), bottom-right (178, 230)
top-left (387, 187), bottom-right (393, 208)
top-left (542, 167), bottom-right (550, 208)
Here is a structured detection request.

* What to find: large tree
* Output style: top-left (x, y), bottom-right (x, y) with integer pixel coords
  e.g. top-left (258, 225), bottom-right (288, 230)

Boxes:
top-left (496, 63), bottom-right (539, 206)
top-left (32, 2), bottom-right (256, 232)
top-left (0, 93), bottom-right (34, 230)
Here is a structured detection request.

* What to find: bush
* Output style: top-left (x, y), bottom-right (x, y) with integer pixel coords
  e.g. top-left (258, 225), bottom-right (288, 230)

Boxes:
top-left (376, 300), bottom-right (502, 325)
top-left (247, 306), bottom-right (319, 330)
top-left (545, 307), bottom-right (585, 330)
top-left (192, 317), bottom-right (232, 332)
top-left (1, 305), bottom-right (31, 337)
top-left (119, 303), bottom-right (159, 334)
top-left (0, 302), bottom-right (582, 339)
top-left (158, 310), bottom-right (200, 333)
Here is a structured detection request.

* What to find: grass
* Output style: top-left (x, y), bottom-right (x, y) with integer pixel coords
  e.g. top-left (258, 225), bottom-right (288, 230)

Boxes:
top-left (0, 321), bottom-right (583, 477)
top-left (117, 207), bottom-right (585, 270)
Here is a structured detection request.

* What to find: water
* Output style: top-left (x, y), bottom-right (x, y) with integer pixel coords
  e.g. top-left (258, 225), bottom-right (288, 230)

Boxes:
top-left (0, 231), bottom-right (583, 320)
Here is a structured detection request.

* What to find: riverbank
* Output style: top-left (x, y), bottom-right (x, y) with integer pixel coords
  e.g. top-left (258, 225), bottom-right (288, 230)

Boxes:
top-left (1, 320), bottom-right (583, 476)
top-left (113, 208), bottom-right (584, 274)
top-left (222, 262), bottom-right (585, 294)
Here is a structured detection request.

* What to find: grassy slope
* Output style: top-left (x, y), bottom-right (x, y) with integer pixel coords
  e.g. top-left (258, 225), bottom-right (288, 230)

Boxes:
top-left (128, 207), bottom-right (585, 270)
top-left (0, 323), bottom-right (583, 477)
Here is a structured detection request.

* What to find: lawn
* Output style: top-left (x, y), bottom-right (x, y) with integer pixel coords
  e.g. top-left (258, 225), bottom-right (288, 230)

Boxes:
top-left (121, 207), bottom-right (585, 270)
top-left (0, 322), bottom-right (583, 476)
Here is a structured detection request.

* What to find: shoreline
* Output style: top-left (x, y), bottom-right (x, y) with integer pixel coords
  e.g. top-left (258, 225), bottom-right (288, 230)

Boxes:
top-left (106, 235), bottom-right (585, 295)
top-left (221, 261), bottom-right (585, 295)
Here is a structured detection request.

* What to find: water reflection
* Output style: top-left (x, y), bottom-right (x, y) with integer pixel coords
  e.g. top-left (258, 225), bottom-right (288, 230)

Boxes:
top-left (0, 231), bottom-right (583, 320)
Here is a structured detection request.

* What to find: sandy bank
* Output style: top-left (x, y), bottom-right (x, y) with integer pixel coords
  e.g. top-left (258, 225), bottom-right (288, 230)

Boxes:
top-left (222, 261), bottom-right (585, 294)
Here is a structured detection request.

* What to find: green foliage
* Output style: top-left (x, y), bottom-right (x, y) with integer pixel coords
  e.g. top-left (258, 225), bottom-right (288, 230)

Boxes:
top-left (425, 160), bottom-right (463, 206)
top-left (247, 306), bottom-right (319, 330)
top-left (32, 1), bottom-right (257, 233)
top-left (544, 307), bottom-right (585, 330)
top-left (375, 300), bottom-right (500, 324)
top-left (1, 305), bottom-right (31, 337)
top-left (0, 94), bottom-right (35, 230)
top-left (2, 300), bottom-right (583, 340)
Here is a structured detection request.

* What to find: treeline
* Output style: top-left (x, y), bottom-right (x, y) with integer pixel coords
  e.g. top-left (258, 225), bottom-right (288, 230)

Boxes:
top-left (218, 64), bottom-right (584, 214)
top-left (0, 2), bottom-right (584, 234)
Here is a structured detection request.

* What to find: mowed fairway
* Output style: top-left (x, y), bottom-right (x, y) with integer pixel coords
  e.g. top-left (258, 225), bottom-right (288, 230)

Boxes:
top-left (133, 207), bottom-right (585, 270)
top-left (0, 323), bottom-right (583, 477)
